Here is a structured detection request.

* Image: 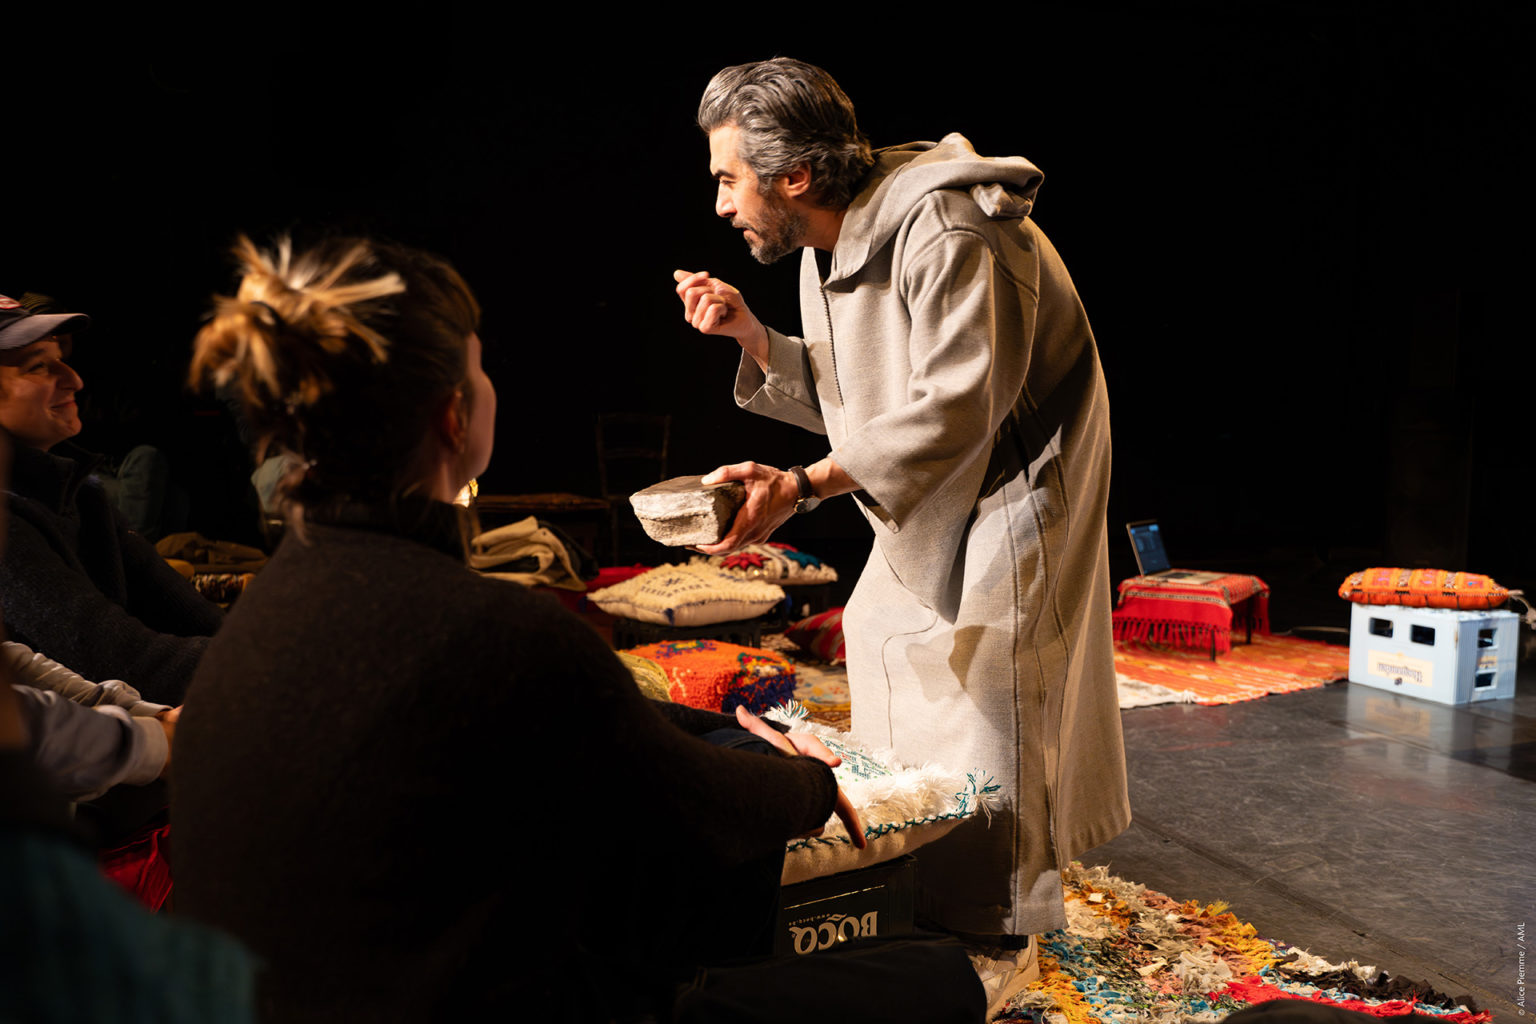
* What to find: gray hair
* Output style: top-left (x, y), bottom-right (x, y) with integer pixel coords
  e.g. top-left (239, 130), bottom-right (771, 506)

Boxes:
top-left (697, 58), bottom-right (875, 211)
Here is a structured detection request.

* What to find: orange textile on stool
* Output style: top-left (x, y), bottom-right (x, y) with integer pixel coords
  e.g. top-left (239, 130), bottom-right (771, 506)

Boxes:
top-left (1338, 567), bottom-right (1508, 610)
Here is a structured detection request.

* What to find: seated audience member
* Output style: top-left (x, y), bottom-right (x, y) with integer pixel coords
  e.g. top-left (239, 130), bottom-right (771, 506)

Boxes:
top-left (0, 296), bottom-right (221, 705)
top-left (0, 672), bottom-right (248, 1024)
top-left (173, 237), bottom-right (911, 1022)
top-left (0, 428), bottom-right (254, 1024)
top-left (18, 292), bottom-right (189, 541)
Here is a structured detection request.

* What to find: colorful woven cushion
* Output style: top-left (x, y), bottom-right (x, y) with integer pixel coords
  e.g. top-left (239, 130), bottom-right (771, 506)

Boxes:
top-left (622, 639), bottom-right (796, 714)
top-left (765, 703), bottom-right (1000, 886)
top-left (1339, 567), bottom-right (1508, 610)
top-left (785, 607), bottom-right (846, 664)
top-left (589, 563), bottom-right (784, 626)
top-left (694, 542), bottom-right (839, 584)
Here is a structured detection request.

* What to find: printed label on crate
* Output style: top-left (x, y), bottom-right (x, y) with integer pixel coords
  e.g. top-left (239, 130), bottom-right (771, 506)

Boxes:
top-left (785, 911), bottom-right (880, 954)
top-left (1367, 650), bottom-right (1434, 688)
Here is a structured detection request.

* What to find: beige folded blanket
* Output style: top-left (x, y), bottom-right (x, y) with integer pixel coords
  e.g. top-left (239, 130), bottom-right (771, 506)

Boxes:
top-left (469, 517), bottom-right (585, 591)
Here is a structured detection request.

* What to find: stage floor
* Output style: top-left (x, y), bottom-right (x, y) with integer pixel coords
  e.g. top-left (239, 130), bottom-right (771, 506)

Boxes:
top-left (1084, 627), bottom-right (1534, 1018)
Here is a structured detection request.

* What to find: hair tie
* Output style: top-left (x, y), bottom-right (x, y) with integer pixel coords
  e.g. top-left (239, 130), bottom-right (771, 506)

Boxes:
top-left (251, 300), bottom-right (286, 330)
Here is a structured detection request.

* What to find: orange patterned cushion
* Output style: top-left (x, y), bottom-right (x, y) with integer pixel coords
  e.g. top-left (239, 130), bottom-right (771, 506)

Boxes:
top-left (622, 639), bottom-right (796, 714)
top-left (1338, 567), bottom-right (1508, 610)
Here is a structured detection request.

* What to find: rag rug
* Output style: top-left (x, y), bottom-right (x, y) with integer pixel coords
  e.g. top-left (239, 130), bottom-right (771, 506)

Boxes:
top-left (993, 864), bottom-right (1489, 1024)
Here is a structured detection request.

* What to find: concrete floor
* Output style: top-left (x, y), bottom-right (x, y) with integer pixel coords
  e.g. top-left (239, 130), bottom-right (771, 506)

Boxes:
top-left (1083, 614), bottom-right (1534, 1018)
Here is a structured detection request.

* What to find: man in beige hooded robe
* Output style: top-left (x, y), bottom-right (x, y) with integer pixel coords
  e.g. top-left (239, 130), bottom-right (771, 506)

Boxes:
top-left (675, 58), bottom-right (1129, 940)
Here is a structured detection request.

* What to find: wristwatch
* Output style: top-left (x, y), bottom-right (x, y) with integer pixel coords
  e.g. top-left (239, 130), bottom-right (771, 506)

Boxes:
top-left (789, 465), bottom-right (821, 514)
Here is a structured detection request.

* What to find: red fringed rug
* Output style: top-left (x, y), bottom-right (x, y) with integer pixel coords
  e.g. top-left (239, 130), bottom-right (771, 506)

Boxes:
top-left (1115, 633), bottom-right (1350, 707)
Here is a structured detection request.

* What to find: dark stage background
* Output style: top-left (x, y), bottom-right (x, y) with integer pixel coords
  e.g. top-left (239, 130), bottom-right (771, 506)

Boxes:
top-left (9, 9), bottom-right (1531, 624)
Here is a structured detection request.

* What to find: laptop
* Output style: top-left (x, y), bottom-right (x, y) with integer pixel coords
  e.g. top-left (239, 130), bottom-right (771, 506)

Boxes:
top-left (1125, 520), bottom-right (1220, 582)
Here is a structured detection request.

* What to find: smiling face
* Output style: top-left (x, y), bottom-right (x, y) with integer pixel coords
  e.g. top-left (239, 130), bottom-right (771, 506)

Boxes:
top-left (0, 337), bottom-right (84, 451)
top-left (709, 123), bottom-right (807, 264)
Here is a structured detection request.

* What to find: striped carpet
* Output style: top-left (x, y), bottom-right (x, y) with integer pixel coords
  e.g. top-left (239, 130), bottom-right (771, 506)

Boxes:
top-left (785, 632), bottom-right (1351, 720)
top-left (1114, 634), bottom-right (1350, 708)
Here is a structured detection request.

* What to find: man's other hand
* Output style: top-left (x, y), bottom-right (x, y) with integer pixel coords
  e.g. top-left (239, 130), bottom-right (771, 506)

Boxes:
top-left (693, 461), bottom-right (798, 555)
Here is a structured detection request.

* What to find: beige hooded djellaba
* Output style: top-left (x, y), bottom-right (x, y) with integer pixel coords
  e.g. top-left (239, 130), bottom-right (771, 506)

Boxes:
top-left (734, 134), bottom-right (1130, 936)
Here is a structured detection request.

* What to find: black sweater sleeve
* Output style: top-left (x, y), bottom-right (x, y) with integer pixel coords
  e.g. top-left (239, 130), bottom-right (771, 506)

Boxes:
top-left (1, 508), bottom-right (216, 705)
top-left (533, 603), bottom-right (837, 868)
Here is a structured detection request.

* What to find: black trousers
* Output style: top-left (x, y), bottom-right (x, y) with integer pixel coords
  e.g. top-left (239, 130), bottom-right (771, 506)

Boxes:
top-left (670, 932), bottom-right (984, 1024)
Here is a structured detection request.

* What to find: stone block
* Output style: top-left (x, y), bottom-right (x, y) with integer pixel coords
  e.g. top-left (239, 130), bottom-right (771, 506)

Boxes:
top-left (629, 476), bottom-right (747, 547)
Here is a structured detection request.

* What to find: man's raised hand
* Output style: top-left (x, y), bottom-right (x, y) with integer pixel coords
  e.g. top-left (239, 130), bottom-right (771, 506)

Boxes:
top-left (673, 269), bottom-right (770, 370)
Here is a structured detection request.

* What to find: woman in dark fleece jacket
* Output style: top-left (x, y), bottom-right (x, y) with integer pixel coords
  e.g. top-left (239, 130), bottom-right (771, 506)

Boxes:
top-left (171, 237), bottom-right (854, 1023)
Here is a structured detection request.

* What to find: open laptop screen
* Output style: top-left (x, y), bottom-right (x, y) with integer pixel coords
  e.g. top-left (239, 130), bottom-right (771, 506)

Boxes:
top-left (1126, 520), bottom-right (1171, 575)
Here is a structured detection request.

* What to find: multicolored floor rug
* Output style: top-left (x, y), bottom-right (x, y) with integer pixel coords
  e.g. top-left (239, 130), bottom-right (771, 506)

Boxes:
top-left (996, 864), bottom-right (1489, 1024)
top-left (1114, 634), bottom-right (1351, 708)
top-left (789, 659), bottom-right (852, 729)
top-left (759, 632), bottom-right (852, 729)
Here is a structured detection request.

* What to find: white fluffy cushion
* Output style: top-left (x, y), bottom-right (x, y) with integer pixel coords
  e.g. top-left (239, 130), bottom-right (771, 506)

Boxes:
top-left (589, 563), bottom-right (784, 626)
top-left (766, 704), bottom-right (1001, 885)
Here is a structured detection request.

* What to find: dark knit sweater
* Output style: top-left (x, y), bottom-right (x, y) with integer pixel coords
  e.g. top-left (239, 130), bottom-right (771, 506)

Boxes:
top-left (173, 504), bottom-right (836, 1022)
top-left (1, 444), bottom-right (222, 705)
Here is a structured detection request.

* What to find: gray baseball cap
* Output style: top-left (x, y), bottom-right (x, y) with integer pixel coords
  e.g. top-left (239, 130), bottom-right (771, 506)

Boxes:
top-left (0, 294), bottom-right (90, 351)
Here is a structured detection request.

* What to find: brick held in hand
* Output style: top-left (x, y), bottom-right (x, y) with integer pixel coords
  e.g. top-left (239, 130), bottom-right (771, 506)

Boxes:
top-left (629, 476), bottom-right (747, 547)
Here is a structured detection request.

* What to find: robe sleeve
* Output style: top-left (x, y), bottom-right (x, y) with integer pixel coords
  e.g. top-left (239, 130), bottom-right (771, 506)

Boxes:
top-left (732, 328), bottom-right (828, 436)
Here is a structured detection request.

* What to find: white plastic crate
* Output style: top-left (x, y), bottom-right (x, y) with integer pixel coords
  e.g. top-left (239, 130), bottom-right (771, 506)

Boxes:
top-left (1348, 603), bottom-right (1518, 705)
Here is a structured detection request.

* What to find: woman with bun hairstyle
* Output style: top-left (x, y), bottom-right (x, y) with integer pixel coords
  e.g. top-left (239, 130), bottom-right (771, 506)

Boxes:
top-left (173, 237), bottom-right (849, 1022)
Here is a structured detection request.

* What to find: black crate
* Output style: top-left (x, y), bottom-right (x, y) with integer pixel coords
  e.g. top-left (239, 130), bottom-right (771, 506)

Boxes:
top-left (773, 856), bottom-right (915, 956)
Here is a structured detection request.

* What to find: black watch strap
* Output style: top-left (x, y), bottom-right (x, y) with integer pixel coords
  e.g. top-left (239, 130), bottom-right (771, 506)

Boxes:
top-left (789, 465), bottom-right (821, 514)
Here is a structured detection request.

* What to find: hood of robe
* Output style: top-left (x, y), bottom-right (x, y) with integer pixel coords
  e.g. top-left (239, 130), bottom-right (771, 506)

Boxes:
top-left (826, 133), bottom-right (1044, 283)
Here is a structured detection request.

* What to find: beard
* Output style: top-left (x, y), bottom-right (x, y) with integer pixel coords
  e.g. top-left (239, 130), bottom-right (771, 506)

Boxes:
top-left (738, 193), bottom-right (807, 265)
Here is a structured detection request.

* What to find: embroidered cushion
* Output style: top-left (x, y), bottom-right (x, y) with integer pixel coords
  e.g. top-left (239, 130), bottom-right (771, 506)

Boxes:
top-left (622, 640), bottom-right (795, 714)
top-left (1339, 567), bottom-right (1508, 610)
top-left (694, 542), bottom-right (839, 584)
top-left (589, 563), bottom-right (784, 626)
top-left (785, 607), bottom-right (847, 664)
top-left (765, 704), bottom-right (1000, 885)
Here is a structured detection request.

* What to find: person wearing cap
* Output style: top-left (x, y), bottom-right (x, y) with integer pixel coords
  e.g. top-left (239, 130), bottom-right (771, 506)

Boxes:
top-left (0, 297), bottom-right (88, 452)
top-left (0, 296), bottom-right (221, 707)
